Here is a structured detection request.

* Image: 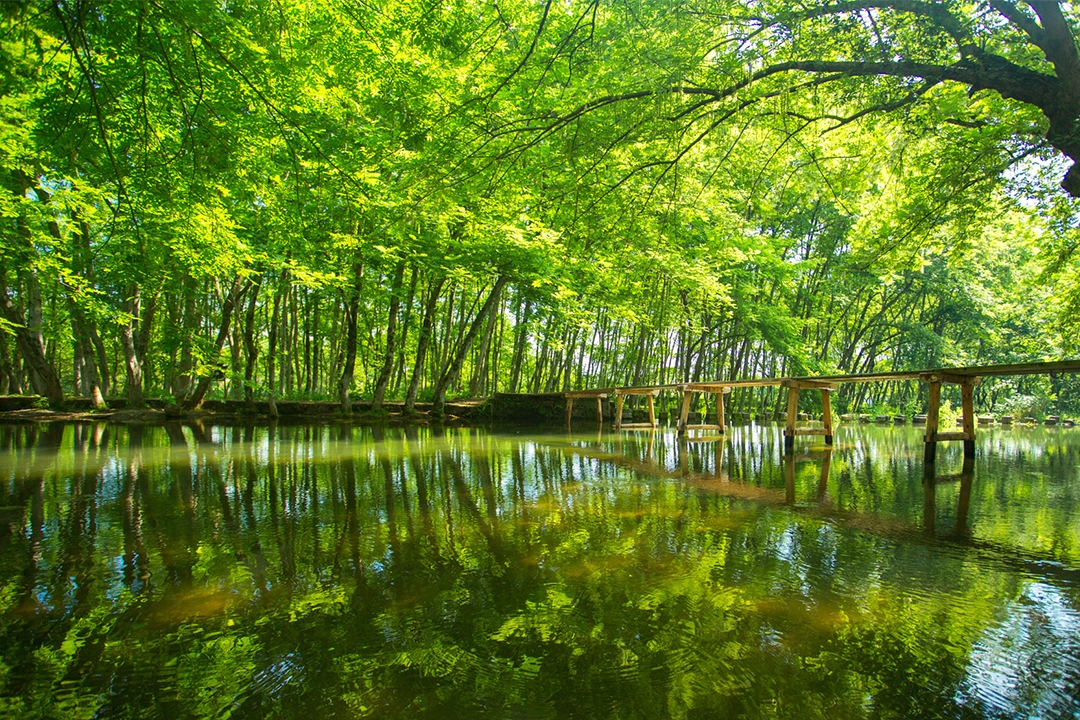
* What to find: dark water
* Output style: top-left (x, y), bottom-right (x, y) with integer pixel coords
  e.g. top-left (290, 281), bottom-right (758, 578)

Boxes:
top-left (0, 421), bottom-right (1077, 719)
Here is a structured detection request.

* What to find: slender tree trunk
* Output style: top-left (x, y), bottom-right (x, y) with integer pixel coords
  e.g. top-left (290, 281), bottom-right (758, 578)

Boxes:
top-left (172, 277), bottom-right (198, 401)
top-left (243, 276), bottom-right (261, 412)
top-left (432, 276), bottom-right (508, 416)
top-left (119, 285), bottom-right (145, 408)
top-left (405, 274), bottom-right (444, 414)
top-left (267, 279), bottom-right (282, 417)
top-left (372, 260), bottom-right (406, 409)
top-left (181, 276), bottom-right (247, 410)
top-left (393, 265), bottom-right (418, 394)
top-left (469, 295), bottom-right (499, 396)
top-left (338, 262), bottom-right (363, 413)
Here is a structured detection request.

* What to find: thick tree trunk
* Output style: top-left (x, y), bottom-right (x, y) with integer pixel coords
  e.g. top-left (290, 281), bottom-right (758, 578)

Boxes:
top-left (0, 274), bottom-right (63, 407)
top-left (432, 276), bottom-right (508, 416)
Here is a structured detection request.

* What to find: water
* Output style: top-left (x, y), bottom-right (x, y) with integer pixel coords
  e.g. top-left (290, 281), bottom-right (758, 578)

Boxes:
top-left (0, 421), bottom-right (1077, 719)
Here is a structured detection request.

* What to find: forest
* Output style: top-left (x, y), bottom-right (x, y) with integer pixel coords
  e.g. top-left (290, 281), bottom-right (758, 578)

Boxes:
top-left (2, 0), bottom-right (1080, 418)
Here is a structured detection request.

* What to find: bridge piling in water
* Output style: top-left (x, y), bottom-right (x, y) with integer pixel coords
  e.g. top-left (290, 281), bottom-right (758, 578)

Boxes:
top-left (781, 379), bottom-right (837, 454)
top-left (921, 372), bottom-right (979, 464)
top-left (677, 384), bottom-right (731, 436)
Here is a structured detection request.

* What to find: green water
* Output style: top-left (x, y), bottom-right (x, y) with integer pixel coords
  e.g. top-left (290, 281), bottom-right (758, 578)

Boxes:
top-left (0, 422), bottom-right (1077, 719)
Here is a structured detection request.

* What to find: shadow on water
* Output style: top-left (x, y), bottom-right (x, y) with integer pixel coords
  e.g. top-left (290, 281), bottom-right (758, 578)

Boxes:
top-left (0, 420), bottom-right (1077, 719)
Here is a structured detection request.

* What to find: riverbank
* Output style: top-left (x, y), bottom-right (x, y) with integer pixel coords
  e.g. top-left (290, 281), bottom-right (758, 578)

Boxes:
top-left (0, 394), bottom-right (494, 425)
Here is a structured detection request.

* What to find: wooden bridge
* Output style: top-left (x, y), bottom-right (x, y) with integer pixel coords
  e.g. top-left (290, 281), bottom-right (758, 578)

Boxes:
top-left (562, 360), bottom-right (1080, 463)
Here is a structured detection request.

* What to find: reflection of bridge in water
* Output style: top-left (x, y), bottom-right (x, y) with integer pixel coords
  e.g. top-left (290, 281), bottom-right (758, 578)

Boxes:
top-left (562, 360), bottom-right (1080, 466)
top-left (556, 429), bottom-right (1080, 589)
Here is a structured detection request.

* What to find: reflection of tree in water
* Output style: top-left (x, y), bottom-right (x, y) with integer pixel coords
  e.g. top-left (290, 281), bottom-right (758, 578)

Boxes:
top-left (0, 424), bottom-right (1076, 718)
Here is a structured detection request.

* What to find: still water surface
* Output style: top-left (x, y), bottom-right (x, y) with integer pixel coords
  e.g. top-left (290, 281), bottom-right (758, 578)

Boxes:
top-left (0, 422), bottom-right (1078, 719)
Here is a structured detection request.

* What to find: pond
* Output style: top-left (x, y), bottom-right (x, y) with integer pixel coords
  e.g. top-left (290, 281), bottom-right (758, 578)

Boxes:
top-left (0, 421), bottom-right (1077, 719)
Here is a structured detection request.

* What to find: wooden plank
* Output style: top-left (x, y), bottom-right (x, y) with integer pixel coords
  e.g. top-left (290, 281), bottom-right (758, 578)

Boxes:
top-left (919, 371), bottom-right (981, 386)
top-left (934, 431), bottom-right (974, 441)
top-left (614, 388), bottom-right (661, 396)
top-left (618, 422), bottom-right (657, 429)
top-left (681, 383), bottom-right (734, 393)
top-left (555, 360), bottom-right (1080, 407)
top-left (564, 391), bottom-right (608, 398)
top-left (781, 379), bottom-right (839, 390)
top-left (790, 360), bottom-right (1080, 385)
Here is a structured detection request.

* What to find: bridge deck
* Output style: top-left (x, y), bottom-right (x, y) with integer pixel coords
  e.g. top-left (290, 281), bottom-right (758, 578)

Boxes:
top-left (562, 359), bottom-right (1080, 463)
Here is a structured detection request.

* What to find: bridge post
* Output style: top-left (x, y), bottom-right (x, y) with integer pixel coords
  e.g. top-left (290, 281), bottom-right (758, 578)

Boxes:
top-left (717, 389), bottom-right (726, 433)
top-left (784, 386), bottom-right (799, 454)
top-left (821, 389), bottom-right (833, 445)
top-left (677, 388), bottom-right (692, 434)
top-left (924, 380), bottom-right (941, 464)
top-left (614, 393), bottom-right (625, 430)
top-left (596, 395), bottom-right (603, 424)
top-left (565, 396), bottom-right (574, 428)
top-left (961, 381), bottom-right (976, 460)
top-left (647, 394), bottom-right (657, 427)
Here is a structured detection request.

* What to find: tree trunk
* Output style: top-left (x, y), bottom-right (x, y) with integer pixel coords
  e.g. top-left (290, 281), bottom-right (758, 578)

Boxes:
top-left (432, 276), bottom-right (508, 416)
top-left (243, 276), bottom-right (262, 412)
top-left (172, 277), bottom-right (198, 401)
top-left (181, 276), bottom-right (247, 410)
top-left (118, 285), bottom-right (146, 408)
top-left (0, 273), bottom-right (63, 407)
top-left (405, 274), bottom-right (444, 414)
top-left (338, 262), bottom-right (363, 413)
top-left (372, 260), bottom-right (406, 410)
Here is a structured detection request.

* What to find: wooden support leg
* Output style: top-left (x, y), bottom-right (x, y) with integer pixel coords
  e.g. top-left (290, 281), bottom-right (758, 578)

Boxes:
top-left (614, 394), bottom-right (625, 430)
top-left (647, 394), bottom-right (656, 427)
top-left (956, 459), bottom-right (974, 535)
top-left (924, 381), bottom-right (941, 465)
top-left (596, 396), bottom-right (603, 424)
top-left (784, 454), bottom-right (796, 504)
top-left (717, 391), bottom-right (726, 433)
top-left (678, 389), bottom-right (692, 435)
top-left (565, 396), bottom-right (574, 428)
top-left (784, 386), bottom-right (799, 454)
top-left (923, 473), bottom-right (936, 535)
top-left (818, 450), bottom-right (832, 502)
top-left (821, 389), bottom-right (833, 445)
top-left (961, 381), bottom-right (976, 460)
